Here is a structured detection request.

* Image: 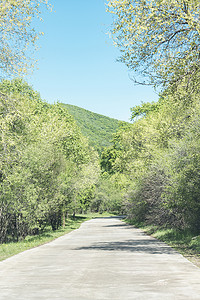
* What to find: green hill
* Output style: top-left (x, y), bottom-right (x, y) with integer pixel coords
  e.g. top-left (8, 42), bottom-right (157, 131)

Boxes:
top-left (62, 103), bottom-right (124, 152)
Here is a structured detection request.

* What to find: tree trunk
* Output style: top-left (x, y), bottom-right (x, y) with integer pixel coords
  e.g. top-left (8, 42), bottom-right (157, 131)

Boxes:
top-left (73, 211), bottom-right (76, 219)
top-left (62, 211), bottom-right (65, 228)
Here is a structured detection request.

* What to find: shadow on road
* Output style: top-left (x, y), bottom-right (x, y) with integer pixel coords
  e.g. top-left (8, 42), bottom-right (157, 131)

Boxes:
top-left (94, 216), bottom-right (126, 220)
top-left (75, 239), bottom-right (176, 255)
top-left (103, 224), bottom-right (131, 228)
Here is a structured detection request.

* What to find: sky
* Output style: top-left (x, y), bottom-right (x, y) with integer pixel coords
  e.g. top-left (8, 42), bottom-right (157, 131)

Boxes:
top-left (28, 0), bottom-right (158, 122)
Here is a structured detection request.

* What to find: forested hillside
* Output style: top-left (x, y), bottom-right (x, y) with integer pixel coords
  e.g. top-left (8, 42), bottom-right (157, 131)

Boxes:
top-left (62, 104), bottom-right (122, 152)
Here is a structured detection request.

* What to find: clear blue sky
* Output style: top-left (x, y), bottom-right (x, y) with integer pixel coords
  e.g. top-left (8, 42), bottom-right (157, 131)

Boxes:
top-left (28, 0), bottom-right (158, 122)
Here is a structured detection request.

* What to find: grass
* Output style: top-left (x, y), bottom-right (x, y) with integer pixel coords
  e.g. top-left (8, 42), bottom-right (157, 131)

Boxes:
top-left (0, 212), bottom-right (112, 262)
top-left (125, 219), bottom-right (200, 268)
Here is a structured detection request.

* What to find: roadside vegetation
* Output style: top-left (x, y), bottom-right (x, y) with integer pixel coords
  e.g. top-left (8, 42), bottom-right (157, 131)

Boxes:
top-left (1, 0), bottom-right (200, 266)
top-left (0, 78), bottom-right (122, 252)
top-left (0, 78), bottom-right (102, 244)
top-left (101, 0), bottom-right (200, 264)
top-left (105, 0), bottom-right (200, 231)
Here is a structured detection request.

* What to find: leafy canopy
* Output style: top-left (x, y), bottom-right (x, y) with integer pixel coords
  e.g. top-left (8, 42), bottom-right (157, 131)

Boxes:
top-left (0, 0), bottom-right (51, 77)
top-left (130, 101), bottom-right (160, 121)
top-left (107, 0), bottom-right (200, 88)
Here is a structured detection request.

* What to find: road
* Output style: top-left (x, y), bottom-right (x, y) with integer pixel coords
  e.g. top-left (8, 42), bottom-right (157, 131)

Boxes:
top-left (1, 217), bottom-right (200, 299)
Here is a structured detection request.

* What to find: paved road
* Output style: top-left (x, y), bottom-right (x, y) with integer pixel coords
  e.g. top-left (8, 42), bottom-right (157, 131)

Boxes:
top-left (1, 217), bottom-right (200, 299)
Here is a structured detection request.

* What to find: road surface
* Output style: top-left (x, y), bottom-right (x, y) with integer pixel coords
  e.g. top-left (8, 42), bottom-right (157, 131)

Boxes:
top-left (1, 217), bottom-right (200, 299)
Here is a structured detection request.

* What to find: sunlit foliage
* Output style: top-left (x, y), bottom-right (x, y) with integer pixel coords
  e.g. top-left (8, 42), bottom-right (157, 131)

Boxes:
top-left (0, 79), bottom-right (100, 242)
top-left (107, 0), bottom-right (200, 88)
top-left (0, 0), bottom-right (51, 77)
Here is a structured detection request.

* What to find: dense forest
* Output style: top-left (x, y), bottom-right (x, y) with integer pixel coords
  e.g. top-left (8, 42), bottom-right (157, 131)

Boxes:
top-left (1, 0), bottom-right (200, 244)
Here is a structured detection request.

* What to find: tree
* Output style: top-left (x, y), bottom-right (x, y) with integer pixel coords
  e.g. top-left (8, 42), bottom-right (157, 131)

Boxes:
top-left (130, 101), bottom-right (160, 121)
top-left (0, 79), bottom-right (101, 241)
top-left (107, 0), bottom-right (200, 88)
top-left (0, 0), bottom-right (51, 78)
